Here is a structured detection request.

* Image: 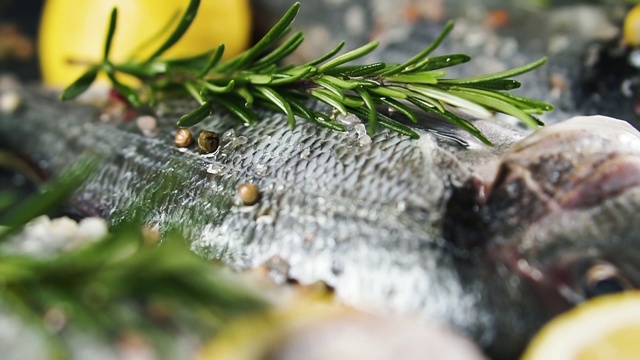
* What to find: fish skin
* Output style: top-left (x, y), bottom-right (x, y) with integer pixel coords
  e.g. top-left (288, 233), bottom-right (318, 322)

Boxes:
top-left (6, 84), bottom-right (640, 359)
top-left (1, 84), bottom-right (529, 357)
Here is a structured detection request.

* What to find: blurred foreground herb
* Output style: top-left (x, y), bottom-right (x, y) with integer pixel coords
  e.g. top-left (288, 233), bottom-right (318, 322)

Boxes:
top-left (62, 1), bottom-right (553, 145)
top-left (0, 163), bottom-right (266, 359)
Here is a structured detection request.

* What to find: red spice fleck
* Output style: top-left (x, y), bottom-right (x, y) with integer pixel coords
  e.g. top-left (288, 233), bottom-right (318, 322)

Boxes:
top-left (485, 9), bottom-right (510, 29)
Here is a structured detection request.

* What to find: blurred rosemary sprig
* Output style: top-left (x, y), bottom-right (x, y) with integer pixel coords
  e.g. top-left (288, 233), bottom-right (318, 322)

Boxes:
top-left (61, 1), bottom-right (553, 145)
top-left (0, 163), bottom-right (266, 359)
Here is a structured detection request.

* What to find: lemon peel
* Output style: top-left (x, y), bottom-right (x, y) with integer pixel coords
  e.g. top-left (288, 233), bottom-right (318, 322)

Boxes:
top-left (522, 292), bottom-right (640, 360)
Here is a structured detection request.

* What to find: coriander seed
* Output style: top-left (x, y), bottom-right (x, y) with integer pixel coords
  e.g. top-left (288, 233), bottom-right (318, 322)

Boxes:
top-left (174, 128), bottom-right (193, 148)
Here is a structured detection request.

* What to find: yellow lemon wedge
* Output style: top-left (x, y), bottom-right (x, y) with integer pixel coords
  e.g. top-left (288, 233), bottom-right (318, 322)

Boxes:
top-left (522, 292), bottom-right (640, 360)
top-left (38, 0), bottom-right (252, 87)
top-left (624, 5), bottom-right (640, 47)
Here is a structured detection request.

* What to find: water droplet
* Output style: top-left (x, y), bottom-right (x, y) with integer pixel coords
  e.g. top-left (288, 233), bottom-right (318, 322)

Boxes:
top-left (235, 136), bottom-right (248, 145)
top-left (206, 163), bottom-right (224, 174)
top-left (359, 135), bottom-right (372, 146)
top-left (222, 128), bottom-right (237, 142)
top-left (255, 163), bottom-right (267, 175)
top-left (354, 123), bottom-right (367, 136)
top-left (265, 255), bottom-right (290, 283)
top-left (300, 149), bottom-right (311, 159)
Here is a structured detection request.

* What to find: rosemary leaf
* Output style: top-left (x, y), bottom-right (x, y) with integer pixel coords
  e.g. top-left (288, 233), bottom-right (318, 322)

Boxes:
top-left (458, 79), bottom-right (522, 91)
top-left (449, 88), bottom-right (539, 128)
top-left (317, 41), bottom-right (380, 72)
top-left (184, 81), bottom-right (206, 104)
top-left (356, 87), bottom-right (378, 135)
top-left (215, 96), bottom-right (259, 125)
top-left (381, 20), bottom-right (455, 76)
top-left (313, 77), bottom-right (345, 99)
top-left (251, 31), bottom-right (305, 71)
top-left (242, 73), bottom-right (273, 85)
top-left (176, 101), bottom-right (212, 127)
top-left (255, 86), bottom-right (296, 127)
top-left (378, 97), bottom-right (418, 123)
top-left (408, 84), bottom-right (492, 118)
top-left (325, 62), bottom-right (387, 77)
top-left (441, 57), bottom-right (548, 84)
top-left (148, 0), bottom-right (201, 59)
top-left (0, 160), bottom-right (95, 231)
top-left (268, 66), bottom-right (313, 86)
top-left (201, 80), bottom-right (235, 94)
top-left (222, 2), bottom-right (301, 72)
top-left (432, 108), bottom-right (492, 145)
top-left (385, 71), bottom-right (447, 85)
top-left (408, 53), bottom-right (471, 72)
top-left (302, 41), bottom-right (345, 67)
top-left (311, 89), bottom-right (348, 115)
top-left (312, 112), bottom-right (347, 132)
top-left (287, 96), bottom-right (315, 119)
top-left (107, 73), bottom-right (141, 107)
top-left (236, 87), bottom-right (254, 107)
top-left (369, 86), bottom-right (408, 99)
top-left (494, 91), bottom-right (554, 112)
top-left (362, 109), bottom-right (420, 139)
top-left (407, 96), bottom-right (446, 116)
top-left (60, 67), bottom-right (99, 101)
top-left (319, 75), bottom-right (359, 90)
top-left (197, 44), bottom-right (226, 78)
top-left (103, 8), bottom-right (118, 60)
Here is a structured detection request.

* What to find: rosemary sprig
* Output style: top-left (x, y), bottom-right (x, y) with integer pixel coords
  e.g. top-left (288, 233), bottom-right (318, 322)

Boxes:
top-left (61, 1), bottom-right (553, 145)
top-left (0, 162), bottom-right (267, 358)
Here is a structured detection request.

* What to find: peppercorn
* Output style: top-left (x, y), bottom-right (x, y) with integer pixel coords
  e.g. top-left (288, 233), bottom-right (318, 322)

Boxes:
top-left (237, 183), bottom-right (260, 206)
top-left (198, 130), bottom-right (220, 153)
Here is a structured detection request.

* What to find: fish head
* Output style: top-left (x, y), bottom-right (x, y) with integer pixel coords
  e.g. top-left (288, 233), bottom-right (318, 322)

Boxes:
top-left (475, 115), bottom-right (640, 310)
top-left (448, 116), bottom-right (640, 358)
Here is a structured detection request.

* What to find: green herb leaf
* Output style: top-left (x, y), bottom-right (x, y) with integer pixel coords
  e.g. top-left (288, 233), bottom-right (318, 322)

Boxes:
top-left (408, 53), bottom-right (470, 72)
top-left (449, 88), bottom-right (539, 128)
top-left (441, 57), bottom-right (548, 84)
top-left (148, 0), bottom-right (201, 59)
top-left (302, 41), bottom-right (345, 67)
top-left (324, 62), bottom-right (387, 78)
top-left (356, 87), bottom-right (378, 135)
top-left (216, 96), bottom-right (259, 125)
top-left (60, 67), bottom-right (99, 101)
top-left (108, 73), bottom-right (141, 107)
top-left (176, 101), bottom-right (212, 127)
top-left (317, 41), bottom-right (380, 72)
top-left (103, 8), bottom-right (118, 60)
top-left (222, 2), bottom-right (300, 72)
top-left (197, 44), bottom-right (226, 78)
top-left (251, 31), bottom-right (305, 71)
top-left (255, 86), bottom-right (296, 127)
top-left (381, 20), bottom-right (455, 76)
top-left (201, 80), bottom-right (235, 94)
top-left (311, 89), bottom-right (348, 116)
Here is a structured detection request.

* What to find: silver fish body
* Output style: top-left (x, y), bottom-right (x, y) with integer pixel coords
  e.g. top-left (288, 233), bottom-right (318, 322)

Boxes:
top-left (3, 85), bottom-right (640, 359)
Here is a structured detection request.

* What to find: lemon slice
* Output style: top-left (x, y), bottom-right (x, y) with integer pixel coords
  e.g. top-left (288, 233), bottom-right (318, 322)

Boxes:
top-left (522, 292), bottom-right (640, 360)
top-left (624, 5), bottom-right (640, 47)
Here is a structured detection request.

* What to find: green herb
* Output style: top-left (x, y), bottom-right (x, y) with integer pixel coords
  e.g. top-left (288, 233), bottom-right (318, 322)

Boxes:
top-left (61, 1), bottom-right (553, 145)
top-left (0, 161), bottom-right (267, 358)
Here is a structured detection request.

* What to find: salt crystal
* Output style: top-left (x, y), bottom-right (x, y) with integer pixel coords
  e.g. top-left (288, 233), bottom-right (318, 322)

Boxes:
top-left (136, 115), bottom-right (158, 137)
top-left (75, 217), bottom-right (108, 242)
top-left (0, 91), bottom-right (21, 114)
